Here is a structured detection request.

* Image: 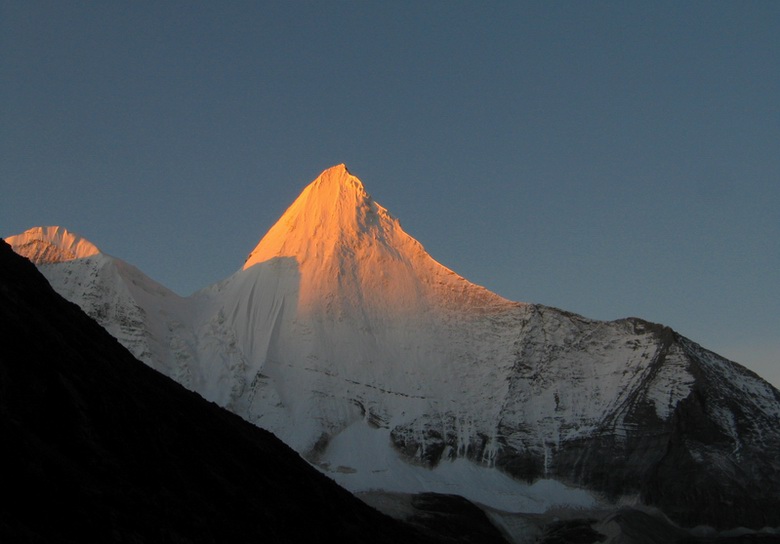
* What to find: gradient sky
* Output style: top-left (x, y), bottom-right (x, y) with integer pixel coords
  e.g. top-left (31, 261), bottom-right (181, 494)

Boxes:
top-left (2, 1), bottom-right (778, 387)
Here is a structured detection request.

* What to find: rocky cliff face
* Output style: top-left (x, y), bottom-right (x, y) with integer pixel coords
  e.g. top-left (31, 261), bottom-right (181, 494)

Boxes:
top-left (7, 165), bottom-right (780, 532)
top-left (384, 306), bottom-right (780, 530)
top-left (643, 337), bottom-right (780, 529)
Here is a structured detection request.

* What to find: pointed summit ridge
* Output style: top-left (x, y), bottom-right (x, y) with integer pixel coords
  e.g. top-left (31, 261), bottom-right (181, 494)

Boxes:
top-left (301, 163), bottom-right (369, 211)
top-left (5, 226), bottom-right (101, 264)
top-left (241, 165), bottom-right (511, 316)
top-left (243, 164), bottom-right (394, 270)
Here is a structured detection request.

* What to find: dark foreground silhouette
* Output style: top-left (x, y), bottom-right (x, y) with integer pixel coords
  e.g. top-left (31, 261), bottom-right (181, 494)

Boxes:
top-left (0, 240), bottom-right (458, 543)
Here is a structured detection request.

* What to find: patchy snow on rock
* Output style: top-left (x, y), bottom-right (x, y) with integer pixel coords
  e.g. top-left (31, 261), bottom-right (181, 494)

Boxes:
top-left (318, 420), bottom-right (599, 514)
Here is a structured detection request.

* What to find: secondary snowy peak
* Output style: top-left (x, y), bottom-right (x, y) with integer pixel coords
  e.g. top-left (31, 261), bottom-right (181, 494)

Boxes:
top-left (6, 225), bottom-right (185, 375)
top-left (5, 226), bottom-right (101, 264)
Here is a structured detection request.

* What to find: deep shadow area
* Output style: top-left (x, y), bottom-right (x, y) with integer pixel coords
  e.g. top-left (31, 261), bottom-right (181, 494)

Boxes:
top-left (408, 493), bottom-right (510, 544)
top-left (0, 240), bottom-right (441, 543)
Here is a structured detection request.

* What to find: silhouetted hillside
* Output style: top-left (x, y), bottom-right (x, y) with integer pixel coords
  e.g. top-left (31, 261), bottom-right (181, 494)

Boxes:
top-left (0, 240), bottom-right (447, 543)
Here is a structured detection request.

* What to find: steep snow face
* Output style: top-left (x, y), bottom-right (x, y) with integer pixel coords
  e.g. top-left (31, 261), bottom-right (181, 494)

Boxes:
top-left (6, 226), bottom-right (101, 263)
top-left (244, 163), bottom-right (510, 317)
top-left (203, 164), bottom-right (524, 452)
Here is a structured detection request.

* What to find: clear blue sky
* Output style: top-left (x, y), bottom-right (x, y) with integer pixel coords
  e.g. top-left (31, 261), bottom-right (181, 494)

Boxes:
top-left (2, 1), bottom-right (778, 387)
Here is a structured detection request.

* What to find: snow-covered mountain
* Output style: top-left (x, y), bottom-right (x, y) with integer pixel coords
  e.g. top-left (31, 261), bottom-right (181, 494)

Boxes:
top-left (6, 226), bottom-right (196, 381)
top-left (8, 165), bottom-right (780, 534)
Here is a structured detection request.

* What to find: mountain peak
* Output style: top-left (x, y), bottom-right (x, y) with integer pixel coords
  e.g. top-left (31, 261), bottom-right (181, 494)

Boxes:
top-left (326, 162), bottom-right (352, 177)
top-left (5, 226), bottom-right (101, 264)
top-left (308, 163), bottom-right (366, 200)
top-left (243, 165), bottom-right (386, 270)
top-left (241, 165), bottom-right (510, 316)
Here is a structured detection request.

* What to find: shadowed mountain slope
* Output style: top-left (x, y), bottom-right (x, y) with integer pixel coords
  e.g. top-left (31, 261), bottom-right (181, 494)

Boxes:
top-left (0, 239), bottom-right (459, 544)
